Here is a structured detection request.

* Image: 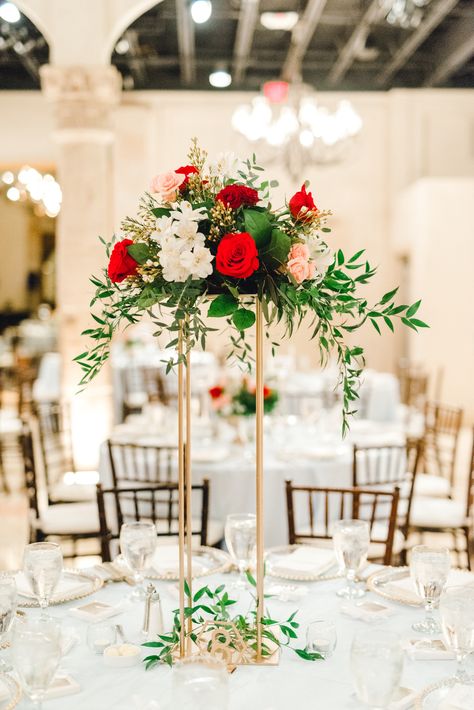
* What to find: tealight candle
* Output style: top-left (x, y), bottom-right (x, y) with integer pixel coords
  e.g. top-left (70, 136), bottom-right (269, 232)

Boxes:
top-left (86, 623), bottom-right (117, 655)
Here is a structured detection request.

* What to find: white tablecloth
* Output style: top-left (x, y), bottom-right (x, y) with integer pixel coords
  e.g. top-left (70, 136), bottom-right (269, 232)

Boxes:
top-left (16, 568), bottom-right (455, 710)
top-left (99, 416), bottom-right (418, 548)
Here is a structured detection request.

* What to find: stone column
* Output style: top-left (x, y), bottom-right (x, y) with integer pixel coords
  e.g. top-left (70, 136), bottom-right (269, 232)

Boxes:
top-left (41, 65), bottom-right (122, 468)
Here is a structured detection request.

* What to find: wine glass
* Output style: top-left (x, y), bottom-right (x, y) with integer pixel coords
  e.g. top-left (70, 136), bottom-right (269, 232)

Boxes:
top-left (351, 629), bottom-right (403, 708)
top-left (224, 513), bottom-right (256, 588)
top-left (333, 519), bottom-right (370, 599)
top-left (440, 586), bottom-right (474, 684)
top-left (0, 577), bottom-right (16, 672)
top-left (23, 542), bottom-right (63, 612)
top-left (410, 545), bottom-right (450, 634)
top-left (120, 521), bottom-right (157, 599)
top-left (11, 616), bottom-right (62, 710)
top-left (172, 655), bottom-right (229, 710)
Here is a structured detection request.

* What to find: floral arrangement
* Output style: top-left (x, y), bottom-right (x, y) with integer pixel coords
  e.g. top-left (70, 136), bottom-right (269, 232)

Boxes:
top-left (209, 378), bottom-right (279, 416)
top-left (77, 139), bottom-right (426, 432)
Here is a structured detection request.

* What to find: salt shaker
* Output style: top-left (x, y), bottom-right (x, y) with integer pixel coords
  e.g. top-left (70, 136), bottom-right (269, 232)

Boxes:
top-left (142, 583), bottom-right (164, 640)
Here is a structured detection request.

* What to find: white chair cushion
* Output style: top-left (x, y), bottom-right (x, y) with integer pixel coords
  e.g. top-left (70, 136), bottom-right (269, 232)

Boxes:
top-left (411, 497), bottom-right (467, 529)
top-left (50, 482), bottom-right (96, 503)
top-left (34, 502), bottom-right (100, 535)
top-left (414, 474), bottom-right (451, 498)
top-left (154, 518), bottom-right (223, 547)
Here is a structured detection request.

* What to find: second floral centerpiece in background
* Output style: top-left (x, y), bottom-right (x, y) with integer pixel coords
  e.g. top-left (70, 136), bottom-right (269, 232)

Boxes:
top-left (209, 378), bottom-right (279, 417)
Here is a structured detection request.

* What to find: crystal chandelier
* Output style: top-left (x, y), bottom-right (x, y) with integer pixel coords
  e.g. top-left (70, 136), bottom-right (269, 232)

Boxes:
top-left (232, 81), bottom-right (362, 179)
top-left (1, 166), bottom-right (62, 217)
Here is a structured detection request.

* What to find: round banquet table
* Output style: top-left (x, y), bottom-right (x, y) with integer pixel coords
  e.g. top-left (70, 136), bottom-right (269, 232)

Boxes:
top-left (14, 567), bottom-right (455, 710)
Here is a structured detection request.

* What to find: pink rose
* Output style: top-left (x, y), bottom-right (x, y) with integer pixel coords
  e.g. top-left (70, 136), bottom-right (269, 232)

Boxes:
top-left (288, 243), bottom-right (310, 261)
top-left (288, 256), bottom-right (311, 284)
top-left (150, 171), bottom-right (185, 202)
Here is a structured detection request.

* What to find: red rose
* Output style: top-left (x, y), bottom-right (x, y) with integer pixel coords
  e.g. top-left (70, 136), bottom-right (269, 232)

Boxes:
top-left (107, 239), bottom-right (138, 283)
top-left (216, 232), bottom-right (259, 280)
top-left (289, 184), bottom-right (318, 221)
top-left (175, 165), bottom-right (199, 189)
top-left (209, 386), bottom-right (224, 399)
top-left (263, 386), bottom-right (272, 399)
top-left (216, 184), bottom-right (259, 210)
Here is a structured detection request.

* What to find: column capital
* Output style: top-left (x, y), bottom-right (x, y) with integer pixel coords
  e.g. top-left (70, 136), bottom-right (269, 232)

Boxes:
top-left (40, 65), bottom-right (122, 140)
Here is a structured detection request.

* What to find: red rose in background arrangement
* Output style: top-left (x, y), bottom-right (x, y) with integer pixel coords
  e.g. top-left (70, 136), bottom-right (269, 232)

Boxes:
top-left (289, 184), bottom-right (318, 221)
top-left (216, 184), bottom-right (259, 210)
top-left (175, 165), bottom-right (199, 189)
top-left (216, 232), bottom-right (259, 279)
top-left (209, 386), bottom-right (224, 399)
top-left (263, 386), bottom-right (272, 399)
top-left (107, 239), bottom-right (138, 283)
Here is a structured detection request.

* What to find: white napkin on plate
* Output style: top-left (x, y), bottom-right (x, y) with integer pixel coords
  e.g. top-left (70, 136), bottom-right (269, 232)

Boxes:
top-left (150, 545), bottom-right (206, 576)
top-left (402, 638), bottom-right (455, 660)
top-left (269, 546), bottom-right (335, 577)
top-left (439, 684), bottom-right (474, 710)
top-left (388, 570), bottom-right (474, 605)
top-left (15, 572), bottom-right (91, 603)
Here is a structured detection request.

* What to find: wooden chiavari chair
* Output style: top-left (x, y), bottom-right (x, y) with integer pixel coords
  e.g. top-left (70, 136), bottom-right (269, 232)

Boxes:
top-left (397, 360), bottom-right (429, 411)
top-left (96, 481), bottom-right (211, 562)
top-left (415, 402), bottom-right (463, 499)
top-left (409, 427), bottom-right (474, 570)
top-left (107, 441), bottom-right (178, 486)
top-left (285, 481), bottom-right (400, 566)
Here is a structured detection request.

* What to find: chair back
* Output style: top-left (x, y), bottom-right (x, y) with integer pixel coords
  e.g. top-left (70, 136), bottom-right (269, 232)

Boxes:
top-left (35, 401), bottom-right (75, 501)
top-left (466, 427), bottom-right (474, 518)
top-left (423, 402), bottom-right (463, 489)
top-left (107, 441), bottom-right (178, 486)
top-left (397, 361), bottom-right (428, 410)
top-left (285, 481), bottom-right (400, 566)
top-left (20, 424), bottom-right (40, 520)
top-left (96, 480), bottom-right (210, 562)
top-left (352, 439), bottom-right (422, 532)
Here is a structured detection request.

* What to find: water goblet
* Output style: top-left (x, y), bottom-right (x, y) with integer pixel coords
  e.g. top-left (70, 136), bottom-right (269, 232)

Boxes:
top-left (224, 513), bottom-right (256, 588)
top-left (333, 519), bottom-right (370, 599)
top-left (440, 586), bottom-right (474, 684)
top-left (410, 545), bottom-right (450, 634)
top-left (351, 629), bottom-right (403, 708)
top-left (11, 616), bottom-right (62, 710)
top-left (0, 576), bottom-right (16, 672)
top-left (23, 542), bottom-right (63, 612)
top-left (172, 654), bottom-right (229, 710)
top-left (306, 619), bottom-right (337, 659)
top-left (120, 521), bottom-right (157, 600)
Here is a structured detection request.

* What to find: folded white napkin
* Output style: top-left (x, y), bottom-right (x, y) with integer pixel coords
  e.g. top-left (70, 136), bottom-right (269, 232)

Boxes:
top-left (150, 545), bottom-right (206, 576)
top-left (269, 546), bottom-right (335, 578)
top-left (403, 638), bottom-right (454, 660)
top-left (341, 600), bottom-right (394, 622)
top-left (15, 572), bottom-right (91, 603)
top-left (439, 684), bottom-right (474, 710)
top-left (389, 570), bottom-right (474, 605)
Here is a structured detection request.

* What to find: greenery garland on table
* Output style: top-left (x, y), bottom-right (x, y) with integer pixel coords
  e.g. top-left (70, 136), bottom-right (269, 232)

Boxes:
top-left (76, 139), bottom-right (426, 434)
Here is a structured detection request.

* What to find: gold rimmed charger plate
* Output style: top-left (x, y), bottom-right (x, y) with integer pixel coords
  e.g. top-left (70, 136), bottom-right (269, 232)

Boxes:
top-left (0, 675), bottom-right (21, 710)
top-left (265, 545), bottom-right (340, 582)
top-left (146, 546), bottom-right (232, 581)
top-left (15, 569), bottom-right (104, 608)
top-left (414, 678), bottom-right (460, 709)
top-left (366, 566), bottom-right (474, 607)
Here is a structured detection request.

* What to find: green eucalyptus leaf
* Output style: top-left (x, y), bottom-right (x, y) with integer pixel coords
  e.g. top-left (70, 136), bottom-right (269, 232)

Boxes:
top-left (243, 209), bottom-right (272, 247)
top-left (261, 228), bottom-right (291, 270)
top-left (127, 242), bottom-right (152, 264)
top-left (232, 308), bottom-right (256, 331)
top-left (151, 207), bottom-right (171, 218)
top-left (208, 294), bottom-right (239, 318)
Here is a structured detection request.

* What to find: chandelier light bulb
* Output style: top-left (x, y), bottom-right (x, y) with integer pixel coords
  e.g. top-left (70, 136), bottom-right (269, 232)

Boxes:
top-left (191, 0), bottom-right (212, 24)
top-left (115, 38), bottom-right (130, 55)
top-left (0, 2), bottom-right (21, 23)
top-left (6, 186), bottom-right (20, 201)
top-left (260, 11), bottom-right (299, 32)
top-left (209, 69), bottom-right (231, 88)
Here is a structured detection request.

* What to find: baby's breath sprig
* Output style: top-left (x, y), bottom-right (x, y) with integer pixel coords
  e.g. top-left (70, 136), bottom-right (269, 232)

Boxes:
top-left (188, 136), bottom-right (207, 172)
top-left (209, 201), bottom-right (236, 242)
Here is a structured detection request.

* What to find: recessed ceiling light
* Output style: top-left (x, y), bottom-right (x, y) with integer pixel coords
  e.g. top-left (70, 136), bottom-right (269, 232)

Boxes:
top-left (115, 38), bottom-right (130, 55)
top-left (0, 2), bottom-right (21, 24)
top-left (191, 0), bottom-right (212, 25)
top-left (209, 69), bottom-right (232, 88)
top-left (260, 11), bottom-right (299, 32)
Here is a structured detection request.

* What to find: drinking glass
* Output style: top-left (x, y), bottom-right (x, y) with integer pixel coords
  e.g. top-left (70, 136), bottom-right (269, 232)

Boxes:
top-left (306, 619), bottom-right (337, 659)
top-left (351, 630), bottom-right (403, 708)
top-left (333, 519), bottom-right (370, 599)
top-left (440, 586), bottom-right (474, 684)
top-left (0, 577), bottom-right (16, 672)
top-left (410, 545), bottom-right (450, 634)
top-left (172, 655), bottom-right (229, 710)
top-left (120, 521), bottom-right (157, 599)
top-left (86, 623), bottom-right (117, 654)
top-left (23, 542), bottom-right (63, 611)
top-left (11, 617), bottom-right (62, 710)
top-left (224, 513), bottom-right (256, 588)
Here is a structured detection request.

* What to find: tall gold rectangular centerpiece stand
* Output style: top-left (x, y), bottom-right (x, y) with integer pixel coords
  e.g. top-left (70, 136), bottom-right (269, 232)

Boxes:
top-left (176, 299), bottom-right (278, 665)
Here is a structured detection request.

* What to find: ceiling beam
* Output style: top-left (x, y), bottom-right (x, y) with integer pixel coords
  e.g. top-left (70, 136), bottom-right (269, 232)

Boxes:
top-left (327, 0), bottom-right (384, 85)
top-left (376, 0), bottom-right (460, 87)
top-left (175, 0), bottom-right (196, 85)
top-left (233, 0), bottom-right (260, 85)
top-left (423, 15), bottom-right (474, 85)
top-left (281, 0), bottom-right (329, 82)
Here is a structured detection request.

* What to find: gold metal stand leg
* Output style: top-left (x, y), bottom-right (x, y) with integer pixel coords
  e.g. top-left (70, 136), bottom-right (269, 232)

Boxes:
top-left (185, 326), bottom-right (193, 652)
top-left (178, 323), bottom-right (185, 657)
top-left (255, 298), bottom-right (264, 661)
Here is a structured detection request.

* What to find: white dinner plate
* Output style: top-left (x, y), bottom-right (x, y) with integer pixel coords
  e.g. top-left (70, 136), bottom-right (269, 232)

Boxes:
top-left (366, 566), bottom-right (474, 607)
top-left (12, 569), bottom-right (103, 608)
top-left (415, 678), bottom-right (474, 709)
